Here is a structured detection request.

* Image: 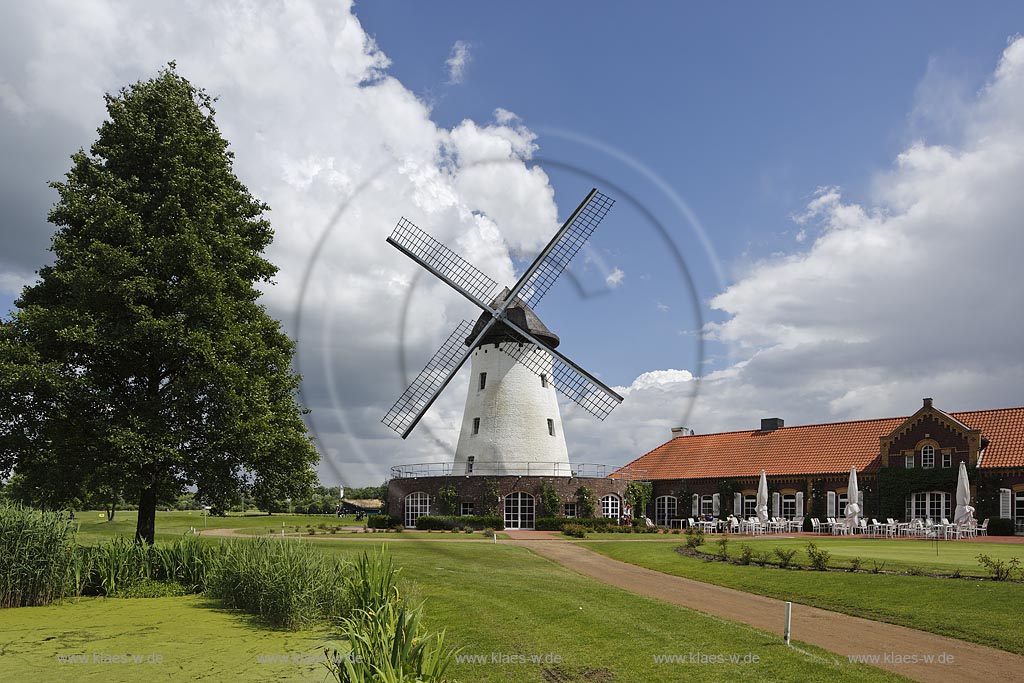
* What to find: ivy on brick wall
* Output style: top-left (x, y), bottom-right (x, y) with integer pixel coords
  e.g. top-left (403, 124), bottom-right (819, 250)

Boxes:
top-left (625, 481), bottom-right (652, 518)
top-left (539, 482), bottom-right (561, 517)
top-left (436, 484), bottom-right (458, 516)
top-left (876, 467), bottom-right (958, 520)
top-left (716, 479), bottom-right (742, 519)
top-left (480, 479), bottom-right (501, 516)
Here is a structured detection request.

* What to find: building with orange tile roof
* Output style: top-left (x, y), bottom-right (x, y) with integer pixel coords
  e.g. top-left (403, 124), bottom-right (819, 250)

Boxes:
top-left (621, 398), bottom-right (1024, 530)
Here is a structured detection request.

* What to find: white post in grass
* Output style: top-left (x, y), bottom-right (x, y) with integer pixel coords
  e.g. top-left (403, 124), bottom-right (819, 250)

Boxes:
top-left (493, 533), bottom-right (497, 544)
top-left (282, 522), bottom-right (285, 538)
top-left (784, 601), bottom-right (792, 645)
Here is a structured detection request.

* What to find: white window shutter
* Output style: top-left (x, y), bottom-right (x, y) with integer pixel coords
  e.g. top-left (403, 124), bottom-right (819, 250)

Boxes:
top-left (771, 492), bottom-right (780, 518)
top-left (795, 492), bottom-right (804, 518)
top-left (734, 492), bottom-right (742, 516)
top-left (692, 494), bottom-right (699, 517)
top-left (712, 493), bottom-right (720, 516)
top-left (1000, 489), bottom-right (1012, 518)
top-left (827, 491), bottom-right (836, 518)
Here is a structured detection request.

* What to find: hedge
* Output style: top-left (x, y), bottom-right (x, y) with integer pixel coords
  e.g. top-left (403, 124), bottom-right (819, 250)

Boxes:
top-left (535, 517), bottom-right (615, 531)
top-left (414, 515), bottom-right (503, 531)
top-left (367, 514), bottom-right (401, 529)
top-left (986, 517), bottom-right (1016, 536)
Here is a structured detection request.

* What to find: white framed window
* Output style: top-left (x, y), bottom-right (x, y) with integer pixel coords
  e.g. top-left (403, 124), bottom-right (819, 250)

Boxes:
top-left (478, 372), bottom-right (487, 391)
top-left (905, 454), bottom-right (914, 469)
top-left (541, 374), bottom-right (548, 388)
top-left (601, 495), bottom-right (621, 519)
top-left (743, 495), bottom-right (757, 519)
top-left (1015, 492), bottom-right (1024, 533)
top-left (460, 502), bottom-right (474, 516)
top-left (472, 417), bottom-right (480, 435)
top-left (906, 491), bottom-right (950, 522)
top-left (837, 493), bottom-right (848, 516)
top-left (942, 452), bottom-right (951, 468)
top-left (547, 419), bottom-right (555, 436)
top-left (404, 492), bottom-right (431, 528)
top-left (563, 502), bottom-right (577, 518)
top-left (654, 496), bottom-right (677, 526)
top-left (922, 445), bottom-right (935, 469)
top-left (781, 494), bottom-right (796, 519)
top-left (700, 495), bottom-right (714, 517)
top-left (504, 492), bottom-right (535, 530)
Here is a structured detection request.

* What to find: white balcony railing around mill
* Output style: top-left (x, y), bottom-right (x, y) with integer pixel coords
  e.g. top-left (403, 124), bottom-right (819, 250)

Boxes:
top-left (389, 461), bottom-right (647, 481)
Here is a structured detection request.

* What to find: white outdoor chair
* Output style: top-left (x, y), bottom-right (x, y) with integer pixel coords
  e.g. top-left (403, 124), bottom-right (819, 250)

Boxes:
top-left (810, 518), bottom-right (821, 534)
top-left (978, 519), bottom-right (989, 537)
top-left (789, 517), bottom-right (805, 533)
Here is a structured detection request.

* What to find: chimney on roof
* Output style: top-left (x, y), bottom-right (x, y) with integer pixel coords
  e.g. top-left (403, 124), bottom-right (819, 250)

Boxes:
top-left (923, 397), bottom-right (933, 408)
top-left (760, 418), bottom-right (784, 432)
top-left (671, 427), bottom-right (694, 438)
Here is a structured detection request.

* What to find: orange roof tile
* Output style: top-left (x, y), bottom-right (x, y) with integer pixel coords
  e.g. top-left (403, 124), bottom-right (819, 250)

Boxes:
top-left (620, 406), bottom-right (1024, 480)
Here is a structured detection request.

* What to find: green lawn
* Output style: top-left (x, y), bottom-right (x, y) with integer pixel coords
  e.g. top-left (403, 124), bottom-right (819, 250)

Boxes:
top-left (0, 540), bottom-right (907, 683)
top-left (587, 540), bottom-right (1024, 655)
top-left (72, 509), bottom-right (364, 542)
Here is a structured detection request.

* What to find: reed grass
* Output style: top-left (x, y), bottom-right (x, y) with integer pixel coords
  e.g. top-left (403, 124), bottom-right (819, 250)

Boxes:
top-left (206, 537), bottom-right (351, 629)
top-left (0, 503), bottom-right (79, 607)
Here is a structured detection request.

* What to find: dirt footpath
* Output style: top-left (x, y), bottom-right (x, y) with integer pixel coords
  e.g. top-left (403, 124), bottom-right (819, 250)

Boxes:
top-left (512, 540), bottom-right (1024, 683)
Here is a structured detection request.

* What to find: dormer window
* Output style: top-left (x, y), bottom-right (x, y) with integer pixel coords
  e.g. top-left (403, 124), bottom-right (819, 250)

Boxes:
top-left (905, 454), bottom-right (914, 469)
top-left (921, 445), bottom-right (935, 469)
top-left (942, 452), bottom-right (951, 468)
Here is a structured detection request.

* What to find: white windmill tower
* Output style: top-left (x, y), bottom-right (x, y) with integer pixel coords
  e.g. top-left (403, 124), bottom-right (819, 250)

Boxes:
top-left (382, 189), bottom-right (622, 476)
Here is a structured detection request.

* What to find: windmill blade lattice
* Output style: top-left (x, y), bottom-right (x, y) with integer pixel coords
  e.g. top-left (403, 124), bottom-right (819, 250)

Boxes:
top-left (381, 319), bottom-right (477, 437)
top-left (516, 190), bottom-right (615, 309)
top-left (388, 218), bottom-right (499, 306)
top-left (496, 340), bottom-right (622, 420)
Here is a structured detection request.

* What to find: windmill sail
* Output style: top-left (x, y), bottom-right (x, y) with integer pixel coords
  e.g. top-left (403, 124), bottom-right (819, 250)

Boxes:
top-left (381, 319), bottom-right (477, 438)
top-left (511, 189), bottom-right (615, 309)
top-left (387, 218), bottom-right (499, 308)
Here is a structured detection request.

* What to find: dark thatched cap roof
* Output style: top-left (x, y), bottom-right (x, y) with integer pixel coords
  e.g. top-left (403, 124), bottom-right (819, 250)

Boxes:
top-left (465, 287), bottom-right (560, 349)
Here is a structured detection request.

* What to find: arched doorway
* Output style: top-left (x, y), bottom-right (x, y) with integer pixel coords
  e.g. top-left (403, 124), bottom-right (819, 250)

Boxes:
top-left (504, 492), bottom-right (535, 530)
top-left (404, 491), bottom-right (431, 528)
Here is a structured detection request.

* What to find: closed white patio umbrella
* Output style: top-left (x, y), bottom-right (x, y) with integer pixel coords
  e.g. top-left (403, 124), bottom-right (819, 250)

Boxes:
top-left (954, 460), bottom-right (975, 525)
top-left (845, 466), bottom-right (861, 531)
top-left (756, 470), bottom-right (769, 524)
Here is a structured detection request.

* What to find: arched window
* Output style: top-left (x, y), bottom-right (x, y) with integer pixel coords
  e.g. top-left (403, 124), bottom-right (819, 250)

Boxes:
top-left (601, 495), bottom-right (621, 519)
top-left (654, 496), bottom-right (677, 526)
top-left (404, 492), bottom-right (431, 528)
top-left (921, 445), bottom-right (935, 469)
top-left (504, 492), bottom-right (535, 530)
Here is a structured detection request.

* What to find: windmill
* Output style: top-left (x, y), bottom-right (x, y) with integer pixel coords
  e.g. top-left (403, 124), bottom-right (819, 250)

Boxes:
top-left (382, 189), bottom-right (623, 475)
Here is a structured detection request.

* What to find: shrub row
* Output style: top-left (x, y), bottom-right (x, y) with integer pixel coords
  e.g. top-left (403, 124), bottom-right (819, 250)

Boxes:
top-left (414, 515), bottom-right (503, 531)
top-left (367, 514), bottom-right (402, 529)
top-left (535, 516), bottom-right (614, 531)
top-left (987, 517), bottom-right (1016, 536)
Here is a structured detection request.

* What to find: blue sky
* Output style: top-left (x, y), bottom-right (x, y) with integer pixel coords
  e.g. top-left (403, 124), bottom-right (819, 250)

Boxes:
top-left (2, 2), bottom-right (1023, 485)
top-left (351, 1), bottom-right (1024, 383)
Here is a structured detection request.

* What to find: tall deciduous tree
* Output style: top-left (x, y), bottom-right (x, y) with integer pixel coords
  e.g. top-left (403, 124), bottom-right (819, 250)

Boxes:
top-left (0, 65), bottom-right (318, 543)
